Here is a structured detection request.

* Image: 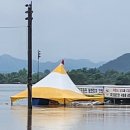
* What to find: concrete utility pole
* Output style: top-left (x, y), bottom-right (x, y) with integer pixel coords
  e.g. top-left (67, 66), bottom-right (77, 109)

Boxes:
top-left (25, 1), bottom-right (33, 109)
top-left (37, 49), bottom-right (41, 81)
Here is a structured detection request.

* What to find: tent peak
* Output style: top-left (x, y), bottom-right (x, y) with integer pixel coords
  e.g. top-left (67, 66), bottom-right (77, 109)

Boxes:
top-left (53, 62), bottom-right (66, 74)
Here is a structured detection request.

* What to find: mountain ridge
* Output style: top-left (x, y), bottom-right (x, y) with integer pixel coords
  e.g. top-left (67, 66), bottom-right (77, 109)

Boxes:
top-left (99, 53), bottom-right (130, 72)
top-left (0, 54), bottom-right (103, 73)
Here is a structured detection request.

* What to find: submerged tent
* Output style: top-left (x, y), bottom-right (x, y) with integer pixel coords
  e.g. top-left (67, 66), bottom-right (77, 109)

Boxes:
top-left (11, 61), bottom-right (104, 105)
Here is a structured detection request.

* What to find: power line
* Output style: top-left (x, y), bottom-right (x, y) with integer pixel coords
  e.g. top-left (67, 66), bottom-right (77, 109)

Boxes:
top-left (0, 26), bottom-right (27, 29)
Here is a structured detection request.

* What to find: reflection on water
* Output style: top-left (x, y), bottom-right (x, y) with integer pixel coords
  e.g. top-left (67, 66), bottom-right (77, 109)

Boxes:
top-left (1, 84), bottom-right (130, 130)
top-left (27, 109), bottom-right (32, 130)
top-left (9, 105), bottom-right (130, 130)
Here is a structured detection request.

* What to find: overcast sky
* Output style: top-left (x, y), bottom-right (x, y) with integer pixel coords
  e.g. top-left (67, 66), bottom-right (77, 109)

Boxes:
top-left (0, 0), bottom-right (130, 63)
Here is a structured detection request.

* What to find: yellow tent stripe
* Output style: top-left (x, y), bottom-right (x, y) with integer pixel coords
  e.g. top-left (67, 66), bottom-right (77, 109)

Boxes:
top-left (11, 87), bottom-right (104, 104)
top-left (53, 64), bottom-right (66, 74)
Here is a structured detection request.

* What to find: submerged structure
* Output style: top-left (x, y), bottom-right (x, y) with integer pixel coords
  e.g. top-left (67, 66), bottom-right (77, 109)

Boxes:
top-left (11, 62), bottom-right (103, 105)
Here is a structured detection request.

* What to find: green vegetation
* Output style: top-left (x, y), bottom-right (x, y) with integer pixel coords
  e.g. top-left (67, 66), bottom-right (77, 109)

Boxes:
top-left (68, 68), bottom-right (130, 85)
top-left (1, 68), bottom-right (130, 85)
top-left (0, 68), bottom-right (50, 84)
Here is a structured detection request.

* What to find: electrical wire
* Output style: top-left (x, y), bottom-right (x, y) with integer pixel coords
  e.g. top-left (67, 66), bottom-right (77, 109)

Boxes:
top-left (0, 26), bottom-right (27, 29)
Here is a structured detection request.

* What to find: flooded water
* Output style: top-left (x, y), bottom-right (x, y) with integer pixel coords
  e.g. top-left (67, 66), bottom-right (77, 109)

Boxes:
top-left (0, 84), bottom-right (130, 130)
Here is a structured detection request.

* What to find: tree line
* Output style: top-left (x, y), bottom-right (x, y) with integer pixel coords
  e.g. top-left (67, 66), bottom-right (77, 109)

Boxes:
top-left (0, 68), bottom-right (130, 85)
top-left (0, 68), bottom-right (50, 84)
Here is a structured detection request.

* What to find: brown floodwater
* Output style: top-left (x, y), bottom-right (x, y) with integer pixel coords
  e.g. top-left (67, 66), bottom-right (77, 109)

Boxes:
top-left (0, 84), bottom-right (130, 130)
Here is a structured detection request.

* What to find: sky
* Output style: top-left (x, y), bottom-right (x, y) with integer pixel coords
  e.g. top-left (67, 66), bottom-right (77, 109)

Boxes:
top-left (0, 0), bottom-right (130, 63)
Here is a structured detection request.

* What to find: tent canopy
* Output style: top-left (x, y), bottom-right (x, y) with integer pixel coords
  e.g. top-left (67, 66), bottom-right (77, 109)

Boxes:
top-left (11, 62), bottom-right (104, 104)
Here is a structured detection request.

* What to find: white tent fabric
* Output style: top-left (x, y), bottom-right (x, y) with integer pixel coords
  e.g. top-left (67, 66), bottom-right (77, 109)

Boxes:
top-left (33, 70), bottom-right (82, 94)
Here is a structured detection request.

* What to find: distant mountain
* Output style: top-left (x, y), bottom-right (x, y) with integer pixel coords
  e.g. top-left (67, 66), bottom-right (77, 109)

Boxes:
top-left (0, 54), bottom-right (27, 73)
top-left (38, 59), bottom-right (104, 73)
top-left (0, 54), bottom-right (103, 73)
top-left (99, 53), bottom-right (130, 72)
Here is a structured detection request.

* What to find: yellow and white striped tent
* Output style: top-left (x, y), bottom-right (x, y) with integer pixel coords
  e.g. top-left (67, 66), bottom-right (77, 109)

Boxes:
top-left (11, 62), bottom-right (104, 104)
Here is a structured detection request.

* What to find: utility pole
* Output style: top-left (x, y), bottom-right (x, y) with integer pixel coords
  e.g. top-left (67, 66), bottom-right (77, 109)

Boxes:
top-left (37, 50), bottom-right (41, 81)
top-left (25, 1), bottom-right (33, 109)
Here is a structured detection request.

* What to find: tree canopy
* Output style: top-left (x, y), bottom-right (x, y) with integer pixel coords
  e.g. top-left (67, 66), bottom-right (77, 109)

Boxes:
top-left (1, 68), bottom-right (130, 85)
